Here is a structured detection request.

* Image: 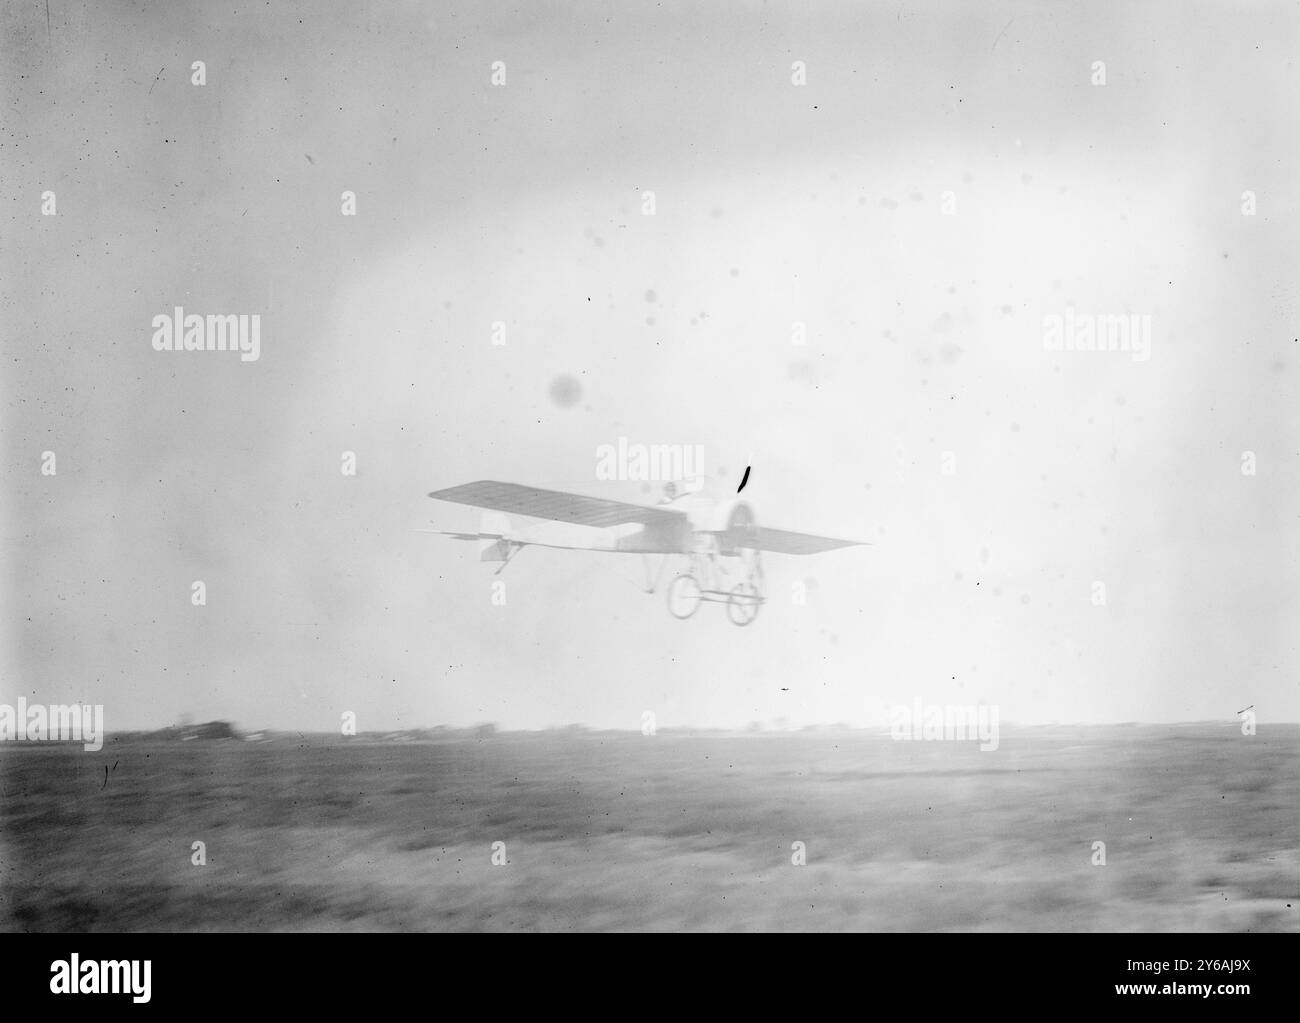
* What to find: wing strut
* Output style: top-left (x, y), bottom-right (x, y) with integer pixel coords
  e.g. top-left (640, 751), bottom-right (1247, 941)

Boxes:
top-left (495, 542), bottom-right (524, 575)
top-left (641, 553), bottom-right (671, 594)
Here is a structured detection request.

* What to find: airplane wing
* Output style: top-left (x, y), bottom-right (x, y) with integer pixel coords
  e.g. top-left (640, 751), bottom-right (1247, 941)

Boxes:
top-left (742, 526), bottom-right (867, 555)
top-left (415, 528), bottom-right (499, 541)
top-left (416, 528), bottom-right (632, 554)
top-left (428, 480), bottom-right (686, 530)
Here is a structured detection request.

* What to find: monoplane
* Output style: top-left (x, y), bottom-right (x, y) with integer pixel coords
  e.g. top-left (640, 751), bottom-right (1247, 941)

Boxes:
top-left (423, 478), bottom-right (866, 626)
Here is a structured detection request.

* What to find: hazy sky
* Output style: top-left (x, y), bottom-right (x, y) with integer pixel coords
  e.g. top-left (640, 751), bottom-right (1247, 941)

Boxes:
top-left (4, 1), bottom-right (1298, 730)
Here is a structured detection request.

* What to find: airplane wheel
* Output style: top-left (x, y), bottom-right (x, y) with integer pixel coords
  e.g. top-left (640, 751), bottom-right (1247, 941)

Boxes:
top-left (726, 582), bottom-right (761, 627)
top-left (667, 574), bottom-right (702, 619)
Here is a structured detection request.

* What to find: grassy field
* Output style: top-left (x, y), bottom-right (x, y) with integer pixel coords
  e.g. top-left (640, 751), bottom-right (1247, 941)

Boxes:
top-left (1, 725), bottom-right (1296, 931)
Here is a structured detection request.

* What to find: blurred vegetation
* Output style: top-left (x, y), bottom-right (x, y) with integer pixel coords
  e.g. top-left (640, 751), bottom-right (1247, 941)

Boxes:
top-left (1, 725), bottom-right (1296, 931)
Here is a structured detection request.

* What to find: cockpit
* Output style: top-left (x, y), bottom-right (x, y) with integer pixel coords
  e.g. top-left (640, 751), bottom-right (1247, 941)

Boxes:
top-left (660, 477), bottom-right (705, 503)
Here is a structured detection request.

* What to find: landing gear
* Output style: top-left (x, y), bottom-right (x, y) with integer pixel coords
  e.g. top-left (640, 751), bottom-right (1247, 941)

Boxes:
top-left (726, 581), bottom-right (762, 626)
top-left (660, 543), bottom-right (765, 625)
top-left (667, 573), bottom-right (702, 619)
